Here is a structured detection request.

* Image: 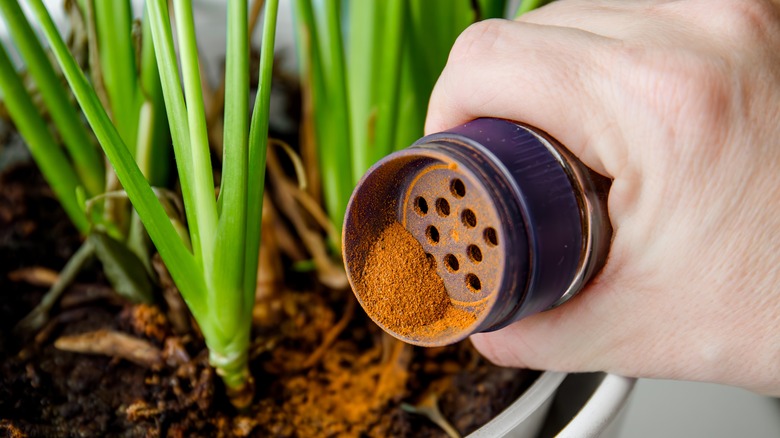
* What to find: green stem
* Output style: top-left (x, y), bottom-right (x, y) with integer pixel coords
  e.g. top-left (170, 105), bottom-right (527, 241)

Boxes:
top-left (139, 8), bottom-right (171, 187)
top-left (146, 0), bottom-right (203, 270)
top-left (211, 0), bottom-right (251, 344)
top-left (172, 0), bottom-right (219, 276)
top-left (208, 327), bottom-right (253, 408)
top-left (394, 33), bottom-right (426, 152)
top-left (211, 0), bottom-right (279, 399)
top-left (346, 0), bottom-right (378, 182)
top-left (26, 0), bottom-right (208, 322)
top-left (0, 0), bottom-right (104, 197)
top-left (369, 0), bottom-right (406, 168)
top-left (94, 0), bottom-right (140, 151)
top-left (14, 240), bottom-right (95, 335)
top-left (477, 0), bottom-right (507, 19)
top-left (133, 102), bottom-right (156, 180)
top-left (244, 0), bottom-right (279, 320)
top-left (0, 42), bottom-right (88, 232)
top-left (322, 0), bottom-right (351, 232)
top-left (127, 102), bottom-right (157, 274)
top-left (120, 7), bottom-right (170, 276)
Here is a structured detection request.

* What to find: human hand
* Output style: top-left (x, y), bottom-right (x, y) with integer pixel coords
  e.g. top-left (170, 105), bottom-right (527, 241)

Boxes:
top-left (425, 0), bottom-right (780, 395)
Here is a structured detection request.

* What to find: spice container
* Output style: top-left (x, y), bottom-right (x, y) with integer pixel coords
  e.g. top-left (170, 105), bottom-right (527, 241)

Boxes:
top-left (343, 118), bottom-right (612, 347)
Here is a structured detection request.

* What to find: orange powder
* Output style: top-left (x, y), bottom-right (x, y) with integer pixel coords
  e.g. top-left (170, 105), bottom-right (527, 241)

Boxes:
top-left (358, 222), bottom-right (476, 337)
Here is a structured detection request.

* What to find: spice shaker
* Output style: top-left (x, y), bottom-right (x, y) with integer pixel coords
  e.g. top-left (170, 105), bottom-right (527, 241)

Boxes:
top-left (343, 118), bottom-right (612, 346)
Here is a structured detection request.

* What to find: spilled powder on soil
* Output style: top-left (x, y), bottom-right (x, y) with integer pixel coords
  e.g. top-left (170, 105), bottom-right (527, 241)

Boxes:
top-left (358, 222), bottom-right (475, 336)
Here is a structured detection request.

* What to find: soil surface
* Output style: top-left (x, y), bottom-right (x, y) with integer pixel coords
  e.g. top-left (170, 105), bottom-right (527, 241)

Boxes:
top-left (0, 160), bottom-right (534, 437)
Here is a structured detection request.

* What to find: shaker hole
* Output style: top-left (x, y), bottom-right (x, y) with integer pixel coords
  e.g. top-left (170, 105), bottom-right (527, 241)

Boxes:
top-left (426, 226), bottom-right (440, 244)
top-left (444, 254), bottom-right (459, 272)
top-left (436, 198), bottom-right (450, 216)
top-left (461, 209), bottom-right (477, 228)
top-left (450, 179), bottom-right (466, 198)
top-left (484, 227), bottom-right (499, 247)
top-left (467, 245), bottom-right (482, 263)
top-left (414, 197), bottom-right (428, 215)
top-left (466, 274), bottom-right (482, 292)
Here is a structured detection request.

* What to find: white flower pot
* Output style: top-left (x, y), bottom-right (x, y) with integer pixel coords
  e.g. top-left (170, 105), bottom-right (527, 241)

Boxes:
top-left (472, 372), bottom-right (636, 437)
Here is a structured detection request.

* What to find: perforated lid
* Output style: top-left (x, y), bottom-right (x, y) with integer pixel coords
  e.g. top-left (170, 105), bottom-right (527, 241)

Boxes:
top-left (423, 118), bottom-right (584, 327)
top-left (343, 118), bottom-right (586, 345)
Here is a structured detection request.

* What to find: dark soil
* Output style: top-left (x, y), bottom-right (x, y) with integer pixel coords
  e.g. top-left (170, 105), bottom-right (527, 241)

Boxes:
top-left (0, 160), bottom-right (534, 437)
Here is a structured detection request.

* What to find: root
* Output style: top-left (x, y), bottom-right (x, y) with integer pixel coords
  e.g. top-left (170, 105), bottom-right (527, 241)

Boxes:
top-left (225, 375), bottom-right (255, 412)
top-left (301, 295), bottom-right (356, 369)
top-left (14, 240), bottom-right (94, 337)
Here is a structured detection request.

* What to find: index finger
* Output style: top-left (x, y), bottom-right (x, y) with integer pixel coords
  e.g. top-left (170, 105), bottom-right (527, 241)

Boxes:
top-left (425, 19), bottom-right (620, 177)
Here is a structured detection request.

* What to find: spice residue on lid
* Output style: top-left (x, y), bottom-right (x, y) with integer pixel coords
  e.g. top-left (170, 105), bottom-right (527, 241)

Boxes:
top-left (357, 221), bottom-right (476, 339)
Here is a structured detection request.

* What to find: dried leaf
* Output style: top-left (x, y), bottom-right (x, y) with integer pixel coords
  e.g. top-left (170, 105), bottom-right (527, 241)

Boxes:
top-left (7, 267), bottom-right (58, 287)
top-left (162, 337), bottom-right (191, 367)
top-left (290, 182), bottom-right (337, 243)
top-left (267, 145), bottom-right (348, 289)
top-left (270, 138), bottom-right (307, 190)
top-left (126, 400), bottom-right (163, 420)
top-left (299, 63), bottom-right (321, 200)
top-left (256, 194), bottom-right (283, 301)
top-left (152, 254), bottom-right (191, 335)
top-left (54, 329), bottom-right (163, 369)
top-left (274, 219), bottom-right (307, 261)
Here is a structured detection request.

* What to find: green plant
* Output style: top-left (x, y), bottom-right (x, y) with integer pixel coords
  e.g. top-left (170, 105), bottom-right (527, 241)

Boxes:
top-left (0, 0), bottom-right (171, 233)
top-left (0, 0), bottom-right (103, 232)
top-left (0, 0), bottom-right (175, 332)
top-left (15, 0), bottom-right (279, 409)
top-left (0, 0), bottom-right (551, 415)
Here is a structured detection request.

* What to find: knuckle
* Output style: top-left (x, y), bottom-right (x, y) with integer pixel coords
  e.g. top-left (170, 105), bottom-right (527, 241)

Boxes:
top-left (721, 0), bottom-right (777, 29)
top-left (703, 0), bottom-right (780, 43)
top-left (449, 19), bottom-right (508, 62)
top-left (619, 45), bottom-right (732, 134)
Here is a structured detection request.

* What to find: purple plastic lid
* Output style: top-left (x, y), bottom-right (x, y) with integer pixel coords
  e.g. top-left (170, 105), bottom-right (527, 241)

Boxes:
top-left (416, 118), bottom-right (583, 329)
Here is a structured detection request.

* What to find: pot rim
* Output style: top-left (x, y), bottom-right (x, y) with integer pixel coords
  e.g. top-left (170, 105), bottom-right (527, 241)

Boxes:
top-left (556, 374), bottom-right (637, 437)
top-left (470, 371), bottom-right (567, 437)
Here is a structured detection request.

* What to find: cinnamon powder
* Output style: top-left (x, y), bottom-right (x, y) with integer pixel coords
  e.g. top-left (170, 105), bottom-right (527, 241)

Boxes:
top-left (358, 222), bottom-right (476, 337)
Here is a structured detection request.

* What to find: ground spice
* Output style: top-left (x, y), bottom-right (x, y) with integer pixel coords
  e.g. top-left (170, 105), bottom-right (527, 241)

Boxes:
top-left (358, 222), bottom-right (476, 338)
top-left (359, 222), bottom-right (449, 332)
